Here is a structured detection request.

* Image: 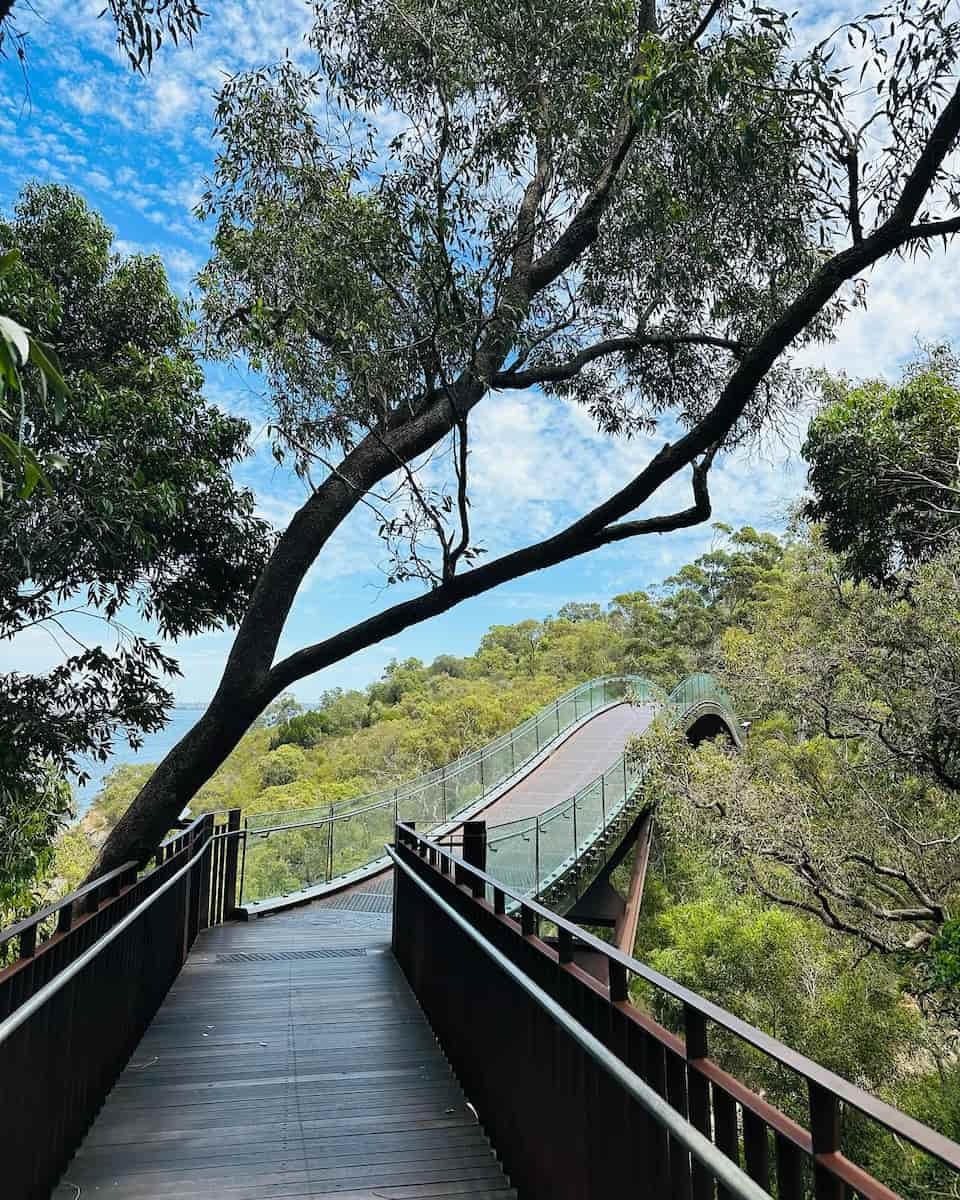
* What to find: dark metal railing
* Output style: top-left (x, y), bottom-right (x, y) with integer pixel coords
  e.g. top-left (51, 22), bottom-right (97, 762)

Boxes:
top-left (391, 823), bottom-right (960, 1200)
top-left (0, 809), bottom-right (242, 1200)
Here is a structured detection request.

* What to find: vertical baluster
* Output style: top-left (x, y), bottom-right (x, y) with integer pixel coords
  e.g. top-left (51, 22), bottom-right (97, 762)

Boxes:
top-left (742, 1109), bottom-right (770, 1191)
top-left (809, 1083), bottom-right (844, 1200)
top-left (666, 1046), bottom-right (693, 1200)
top-left (684, 1006), bottom-right (714, 1200)
top-left (644, 1032), bottom-right (672, 1199)
top-left (712, 1087), bottom-right (740, 1200)
top-left (776, 1133), bottom-right (805, 1200)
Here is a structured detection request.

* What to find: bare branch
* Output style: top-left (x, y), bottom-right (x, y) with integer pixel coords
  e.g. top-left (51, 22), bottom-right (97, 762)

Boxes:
top-left (266, 447), bottom-right (717, 691)
top-left (688, 0), bottom-right (724, 47)
top-left (491, 333), bottom-right (743, 389)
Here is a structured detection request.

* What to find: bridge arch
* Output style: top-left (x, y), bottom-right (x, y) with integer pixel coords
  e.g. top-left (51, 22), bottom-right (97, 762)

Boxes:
top-left (680, 701), bottom-right (743, 748)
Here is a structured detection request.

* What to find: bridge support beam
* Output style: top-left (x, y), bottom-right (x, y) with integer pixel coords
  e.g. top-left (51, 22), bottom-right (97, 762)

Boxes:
top-left (563, 811), bottom-right (653, 984)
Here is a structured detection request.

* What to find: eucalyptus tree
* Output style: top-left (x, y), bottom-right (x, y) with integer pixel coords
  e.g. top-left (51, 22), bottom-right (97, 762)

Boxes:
top-left (804, 346), bottom-right (960, 583)
top-left (0, 0), bottom-right (204, 73)
top-left (96, 0), bottom-right (960, 873)
top-left (643, 530), bottom-right (960, 1013)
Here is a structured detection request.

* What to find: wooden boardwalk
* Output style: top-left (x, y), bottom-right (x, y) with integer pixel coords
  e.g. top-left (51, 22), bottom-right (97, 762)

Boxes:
top-left (58, 904), bottom-right (514, 1200)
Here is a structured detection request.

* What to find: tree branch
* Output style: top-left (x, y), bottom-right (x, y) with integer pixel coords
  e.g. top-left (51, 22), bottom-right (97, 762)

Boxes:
top-left (491, 333), bottom-right (743, 389)
top-left (446, 418), bottom-right (471, 579)
top-left (688, 0), bottom-right (724, 47)
top-left (266, 447), bottom-right (716, 691)
top-left (905, 215), bottom-right (960, 241)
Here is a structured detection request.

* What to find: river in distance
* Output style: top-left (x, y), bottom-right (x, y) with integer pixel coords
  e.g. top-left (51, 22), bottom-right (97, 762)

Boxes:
top-left (72, 707), bottom-right (205, 814)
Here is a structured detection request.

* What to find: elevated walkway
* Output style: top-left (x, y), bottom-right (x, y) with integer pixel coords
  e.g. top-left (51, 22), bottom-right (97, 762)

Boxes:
top-left (61, 905), bottom-right (513, 1199)
top-left (5, 675), bottom-right (958, 1200)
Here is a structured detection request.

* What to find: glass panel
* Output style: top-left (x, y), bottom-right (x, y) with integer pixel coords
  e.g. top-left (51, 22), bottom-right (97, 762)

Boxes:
top-left (487, 822), bottom-right (537, 895)
top-left (538, 801), bottom-right (575, 885)
top-left (603, 761), bottom-right (627, 818)
top-left (577, 780), bottom-right (604, 853)
top-left (515, 726), bottom-right (539, 766)
top-left (535, 711), bottom-right (555, 750)
top-left (241, 825), bottom-right (332, 902)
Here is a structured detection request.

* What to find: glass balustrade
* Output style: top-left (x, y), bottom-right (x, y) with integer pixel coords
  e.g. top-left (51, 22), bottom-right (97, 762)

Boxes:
top-left (241, 674), bottom-right (659, 903)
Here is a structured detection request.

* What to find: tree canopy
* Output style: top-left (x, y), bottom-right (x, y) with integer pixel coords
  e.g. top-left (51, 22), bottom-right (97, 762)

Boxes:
top-left (40, 0), bottom-right (960, 879)
top-left (804, 347), bottom-right (960, 583)
top-left (0, 184), bottom-right (272, 891)
top-left (0, 0), bottom-right (204, 74)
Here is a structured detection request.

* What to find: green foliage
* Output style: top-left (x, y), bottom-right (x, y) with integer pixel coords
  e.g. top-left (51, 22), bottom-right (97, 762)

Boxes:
top-left (804, 348), bottom-right (960, 583)
top-left (84, 764), bottom-right (158, 838)
top-left (196, 0), bottom-right (855, 498)
top-left (610, 524), bottom-right (785, 685)
top-left (259, 745), bottom-right (308, 789)
top-left (857, 1065), bottom-right (960, 1199)
top-left (0, 184), bottom-right (274, 870)
top-left (271, 711), bottom-right (329, 750)
top-left (641, 523), bottom-right (960, 1042)
top-left (0, 759), bottom-right (71, 926)
top-left (255, 693), bottom-right (304, 729)
top-left (634, 878), bottom-right (918, 1117)
top-left (911, 919), bottom-right (960, 1022)
top-left (0, 249), bottom-right (71, 502)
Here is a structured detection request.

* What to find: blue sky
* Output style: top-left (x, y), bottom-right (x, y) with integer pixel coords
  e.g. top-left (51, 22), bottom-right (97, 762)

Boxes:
top-left (4, 0), bottom-right (960, 702)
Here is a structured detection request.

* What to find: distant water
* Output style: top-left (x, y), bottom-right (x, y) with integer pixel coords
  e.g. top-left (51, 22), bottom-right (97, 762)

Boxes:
top-left (72, 707), bottom-right (205, 814)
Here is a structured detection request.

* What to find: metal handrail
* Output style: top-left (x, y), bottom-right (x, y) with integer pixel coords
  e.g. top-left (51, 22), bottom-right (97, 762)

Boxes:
top-left (0, 858), bottom-right (140, 949)
top-left (387, 843), bottom-right (770, 1200)
top-left (483, 673), bottom-right (740, 908)
top-left (0, 831), bottom-right (220, 1047)
top-left (397, 823), bottom-right (960, 1173)
top-left (247, 674), bottom-right (657, 832)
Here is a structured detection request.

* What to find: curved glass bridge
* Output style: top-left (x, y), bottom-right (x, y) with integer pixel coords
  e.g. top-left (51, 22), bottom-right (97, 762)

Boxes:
top-left (241, 672), bottom-right (742, 918)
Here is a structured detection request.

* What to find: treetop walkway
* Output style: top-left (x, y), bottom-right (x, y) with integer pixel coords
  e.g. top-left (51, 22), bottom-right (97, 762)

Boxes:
top-left (1, 675), bottom-right (957, 1199)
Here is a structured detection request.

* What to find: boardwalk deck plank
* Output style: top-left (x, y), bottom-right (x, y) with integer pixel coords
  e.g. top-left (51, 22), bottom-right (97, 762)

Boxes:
top-left (58, 908), bottom-right (513, 1200)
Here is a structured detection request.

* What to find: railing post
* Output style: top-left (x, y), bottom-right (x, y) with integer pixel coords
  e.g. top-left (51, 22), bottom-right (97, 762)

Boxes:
top-left (327, 803), bottom-right (335, 882)
top-left (684, 1005), bottom-right (713, 1200)
top-left (809, 1082), bottom-right (844, 1200)
top-left (222, 808), bottom-right (241, 920)
top-left (197, 813), bottom-right (214, 932)
top-left (462, 821), bottom-right (487, 898)
top-left (462, 821), bottom-right (487, 874)
top-left (609, 959), bottom-right (628, 1003)
top-left (535, 816), bottom-right (541, 894)
top-left (238, 817), bottom-right (248, 907)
